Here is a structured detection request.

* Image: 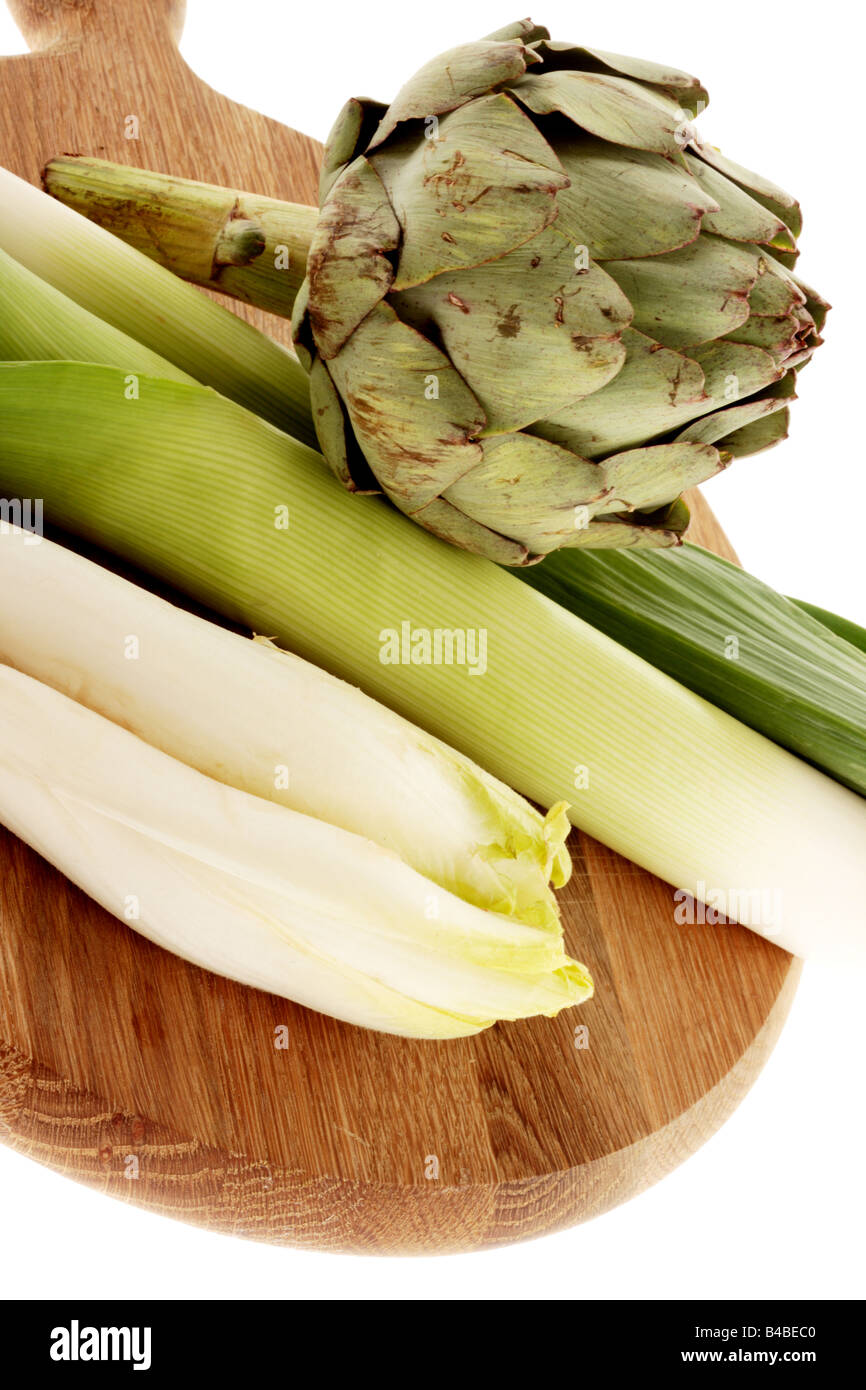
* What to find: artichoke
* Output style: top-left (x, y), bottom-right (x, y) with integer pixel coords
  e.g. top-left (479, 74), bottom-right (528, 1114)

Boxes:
top-left (291, 18), bottom-right (827, 565)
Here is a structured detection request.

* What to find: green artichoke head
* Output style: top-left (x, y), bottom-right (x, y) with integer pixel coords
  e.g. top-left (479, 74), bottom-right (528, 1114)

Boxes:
top-left (292, 18), bottom-right (827, 565)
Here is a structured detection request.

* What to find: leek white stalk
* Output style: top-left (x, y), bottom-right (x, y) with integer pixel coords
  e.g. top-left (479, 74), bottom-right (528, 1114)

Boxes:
top-left (0, 663), bottom-right (590, 1038)
top-left (0, 524), bottom-right (570, 921)
top-left (521, 543), bottom-right (866, 796)
top-left (0, 247), bottom-right (194, 383)
top-left (1, 363), bottom-right (864, 959)
top-left (0, 165), bottom-right (315, 445)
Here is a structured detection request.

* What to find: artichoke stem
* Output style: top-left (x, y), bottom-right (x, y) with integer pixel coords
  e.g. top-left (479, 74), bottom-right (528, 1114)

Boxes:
top-left (42, 155), bottom-right (317, 319)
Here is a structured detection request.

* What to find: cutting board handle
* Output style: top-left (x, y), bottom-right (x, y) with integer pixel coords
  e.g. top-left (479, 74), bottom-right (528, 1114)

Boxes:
top-left (6, 0), bottom-right (186, 51)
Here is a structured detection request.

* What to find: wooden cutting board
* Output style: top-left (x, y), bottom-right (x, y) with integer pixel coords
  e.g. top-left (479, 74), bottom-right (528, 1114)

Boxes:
top-left (0, 0), bottom-right (799, 1254)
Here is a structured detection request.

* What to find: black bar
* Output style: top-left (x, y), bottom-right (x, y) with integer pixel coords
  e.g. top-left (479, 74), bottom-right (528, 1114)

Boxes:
top-left (0, 1299), bottom-right (856, 1374)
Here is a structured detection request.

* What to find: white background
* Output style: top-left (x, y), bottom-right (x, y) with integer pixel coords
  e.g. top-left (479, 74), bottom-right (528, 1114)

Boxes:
top-left (0, 0), bottom-right (863, 1301)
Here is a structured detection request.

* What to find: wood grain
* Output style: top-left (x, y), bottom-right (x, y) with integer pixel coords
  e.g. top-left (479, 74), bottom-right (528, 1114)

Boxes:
top-left (0, 0), bottom-right (799, 1253)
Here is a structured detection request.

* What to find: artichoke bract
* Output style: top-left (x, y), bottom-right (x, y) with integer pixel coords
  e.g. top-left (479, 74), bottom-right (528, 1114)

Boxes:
top-left (292, 19), bottom-right (827, 565)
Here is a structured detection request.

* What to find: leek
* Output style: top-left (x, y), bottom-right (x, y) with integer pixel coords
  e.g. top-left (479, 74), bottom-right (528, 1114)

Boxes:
top-left (0, 661), bottom-right (590, 1038)
top-left (791, 599), bottom-right (866, 658)
top-left (1, 360), bottom-right (864, 960)
top-left (0, 523), bottom-right (570, 920)
top-left (518, 545), bottom-right (866, 796)
top-left (0, 247), bottom-right (193, 383)
top-left (0, 165), bottom-right (315, 445)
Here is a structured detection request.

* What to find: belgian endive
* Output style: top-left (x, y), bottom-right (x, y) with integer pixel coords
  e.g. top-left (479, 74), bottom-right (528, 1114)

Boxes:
top-left (0, 527), bottom-right (589, 1037)
top-left (0, 524), bottom-right (571, 921)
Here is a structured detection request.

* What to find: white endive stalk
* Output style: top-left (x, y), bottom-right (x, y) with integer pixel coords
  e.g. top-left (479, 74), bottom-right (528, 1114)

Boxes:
top-left (0, 526), bottom-right (569, 923)
top-left (0, 664), bottom-right (590, 1038)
